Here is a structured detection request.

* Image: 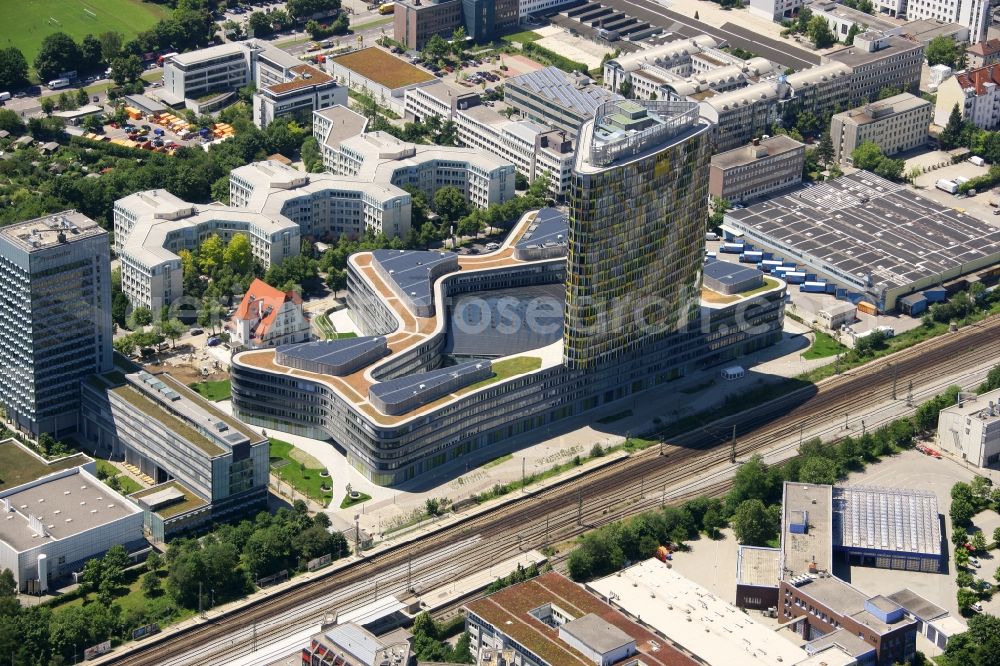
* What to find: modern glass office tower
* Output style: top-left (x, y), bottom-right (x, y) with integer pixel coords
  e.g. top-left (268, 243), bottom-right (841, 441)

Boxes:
top-left (564, 100), bottom-right (714, 370)
top-left (0, 212), bottom-right (113, 437)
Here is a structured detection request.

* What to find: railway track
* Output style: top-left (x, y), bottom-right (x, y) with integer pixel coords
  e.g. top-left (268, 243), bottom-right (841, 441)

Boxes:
top-left (108, 316), bottom-right (1000, 665)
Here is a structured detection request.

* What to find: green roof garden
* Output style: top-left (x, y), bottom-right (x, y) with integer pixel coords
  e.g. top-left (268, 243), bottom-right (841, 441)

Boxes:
top-left (110, 385), bottom-right (226, 457)
top-left (132, 480), bottom-right (207, 519)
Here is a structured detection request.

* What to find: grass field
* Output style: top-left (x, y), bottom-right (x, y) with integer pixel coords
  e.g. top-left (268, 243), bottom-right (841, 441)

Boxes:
top-left (0, 440), bottom-right (87, 491)
top-left (189, 379), bottom-right (231, 402)
top-left (803, 330), bottom-right (848, 360)
top-left (269, 438), bottom-right (332, 506)
top-left (3, 0), bottom-right (167, 73)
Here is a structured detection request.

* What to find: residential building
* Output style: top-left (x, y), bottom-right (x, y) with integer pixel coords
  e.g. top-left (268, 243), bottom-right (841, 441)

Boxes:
top-left (875, 0), bottom-right (989, 42)
top-left (936, 388), bottom-right (1000, 467)
top-left (0, 211), bottom-right (112, 438)
top-left (504, 66), bottom-right (621, 138)
top-left (300, 623), bottom-right (412, 666)
top-left (935, 64), bottom-right (1000, 129)
top-left (967, 38), bottom-right (1000, 67)
top-left (230, 158), bottom-right (412, 240)
top-left (897, 19), bottom-right (969, 46)
top-left (825, 32), bottom-right (924, 107)
top-left (830, 92), bottom-right (932, 163)
top-left (229, 278), bottom-right (311, 349)
top-left (465, 571), bottom-right (700, 666)
top-left (709, 135), bottom-right (805, 203)
top-left (313, 105), bottom-right (370, 172)
top-left (330, 131), bottom-right (515, 209)
top-left (0, 447), bottom-right (145, 593)
top-left (113, 190), bottom-right (300, 311)
top-left (810, 1), bottom-right (903, 43)
top-left (748, 0), bottom-right (802, 21)
top-left (229, 103), bottom-right (785, 486)
top-left (253, 63), bottom-right (347, 128)
top-left (565, 99), bottom-right (713, 369)
top-left (79, 370), bottom-right (269, 540)
top-left (327, 47), bottom-right (437, 116)
top-left (404, 82), bottom-right (576, 196)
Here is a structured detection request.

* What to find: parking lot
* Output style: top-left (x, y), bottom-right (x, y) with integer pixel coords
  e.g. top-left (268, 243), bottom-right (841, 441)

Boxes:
top-left (909, 156), bottom-right (1000, 223)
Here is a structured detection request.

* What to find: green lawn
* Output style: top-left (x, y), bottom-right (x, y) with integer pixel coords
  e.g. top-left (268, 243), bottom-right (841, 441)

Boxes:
top-left (458, 356), bottom-right (542, 394)
top-left (269, 438), bottom-right (332, 507)
top-left (502, 29), bottom-right (542, 44)
top-left (803, 330), bottom-right (848, 360)
top-left (740, 276), bottom-right (781, 297)
top-left (2, 0), bottom-right (168, 75)
top-left (93, 459), bottom-right (142, 494)
top-left (189, 379), bottom-right (232, 402)
top-left (0, 440), bottom-right (87, 491)
top-left (351, 16), bottom-right (393, 31)
top-left (340, 490), bottom-right (372, 509)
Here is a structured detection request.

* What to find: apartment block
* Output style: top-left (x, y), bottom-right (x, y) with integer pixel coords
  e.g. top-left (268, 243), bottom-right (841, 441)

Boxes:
top-left (966, 38), bottom-right (1000, 68)
top-left (80, 371), bottom-right (269, 540)
top-left (504, 66), bottom-right (621, 138)
top-left (936, 388), bottom-right (1000, 468)
top-left (230, 158), bottom-right (412, 240)
top-left (810, 0), bottom-right (903, 42)
top-left (0, 212), bottom-right (112, 438)
top-left (934, 64), bottom-right (1000, 129)
top-left (830, 93), bottom-right (932, 163)
top-left (880, 0), bottom-right (989, 42)
top-left (709, 135), bottom-right (805, 204)
top-left (113, 189), bottom-right (300, 311)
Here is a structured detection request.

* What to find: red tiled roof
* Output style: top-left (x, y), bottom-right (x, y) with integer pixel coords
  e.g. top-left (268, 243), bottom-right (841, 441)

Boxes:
top-left (234, 278), bottom-right (301, 342)
top-left (969, 39), bottom-right (1000, 57)
top-left (957, 64), bottom-right (1000, 95)
top-left (464, 573), bottom-right (698, 666)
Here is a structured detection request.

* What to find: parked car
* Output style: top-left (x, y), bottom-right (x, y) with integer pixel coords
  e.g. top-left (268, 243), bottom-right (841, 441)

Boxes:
top-left (189, 328), bottom-right (204, 335)
top-left (973, 602), bottom-right (984, 612)
top-left (207, 336), bottom-right (221, 346)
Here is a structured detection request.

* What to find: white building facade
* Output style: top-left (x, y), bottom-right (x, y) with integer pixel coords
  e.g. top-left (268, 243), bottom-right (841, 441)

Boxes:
top-left (937, 388), bottom-right (1000, 468)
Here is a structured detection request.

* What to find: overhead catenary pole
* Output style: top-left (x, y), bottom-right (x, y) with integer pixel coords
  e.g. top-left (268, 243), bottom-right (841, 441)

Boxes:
top-left (730, 424), bottom-right (737, 464)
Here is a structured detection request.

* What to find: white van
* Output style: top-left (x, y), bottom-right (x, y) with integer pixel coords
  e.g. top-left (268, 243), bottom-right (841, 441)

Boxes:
top-left (48, 78), bottom-right (70, 89)
top-left (0, 92), bottom-right (10, 102)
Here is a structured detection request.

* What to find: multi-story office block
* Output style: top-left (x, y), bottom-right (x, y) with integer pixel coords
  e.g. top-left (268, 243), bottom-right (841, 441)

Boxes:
top-left (331, 131), bottom-right (515, 209)
top-left (826, 32), bottom-right (924, 107)
top-left (404, 82), bottom-right (575, 196)
top-left (393, 0), bottom-right (516, 49)
top-left (830, 93), bottom-right (932, 163)
top-left (312, 105), bottom-right (370, 175)
top-left (230, 159), bottom-right (412, 239)
top-left (253, 63), bottom-right (347, 128)
top-left (565, 99), bottom-right (713, 369)
top-left (748, 0), bottom-right (802, 21)
top-left (881, 0), bottom-right (989, 42)
top-left (709, 135), bottom-right (805, 204)
top-left (0, 212), bottom-right (112, 438)
top-left (936, 388), bottom-right (1000, 468)
top-left (114, 190), bottom-right (300, 311)
top-left (161, 42), bottom-right (252, 105)
top-left (504, 67), bottom-right (621, 138)
top-left (934, 64), bottom-right (1000, 129)
top-left (80, 371), bottom-right (269, 540)
top-left (810, 0), bottom-right (903, 42)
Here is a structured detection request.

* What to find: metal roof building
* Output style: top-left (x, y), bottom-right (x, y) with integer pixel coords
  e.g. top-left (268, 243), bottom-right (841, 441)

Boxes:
top-left (504, 66), bottom-right (622, 137)
top-left (723, 171), bottom-right (1000, 311)
top-left (703, 261), bottom-right (764, 295)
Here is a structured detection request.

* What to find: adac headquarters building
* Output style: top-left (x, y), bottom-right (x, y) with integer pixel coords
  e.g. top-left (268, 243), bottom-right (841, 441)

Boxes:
top-left (230, 100), bottom-right (787, 485)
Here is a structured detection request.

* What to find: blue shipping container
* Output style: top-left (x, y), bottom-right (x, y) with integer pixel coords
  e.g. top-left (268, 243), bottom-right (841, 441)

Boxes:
top-left (800, 281), bottom-right (828, 293)
top-left (783, 272), bottom-right (806, 284)
top-left (924, 288), bottom-right (947, 303)
top-left (740, 251), bottom-right (763, 263)
top-left (720, 243), bottom-right (745, 254)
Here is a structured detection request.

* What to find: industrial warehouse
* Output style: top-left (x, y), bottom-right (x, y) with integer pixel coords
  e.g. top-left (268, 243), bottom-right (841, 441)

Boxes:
top-left (722, 171), bottom-right (1000, 311)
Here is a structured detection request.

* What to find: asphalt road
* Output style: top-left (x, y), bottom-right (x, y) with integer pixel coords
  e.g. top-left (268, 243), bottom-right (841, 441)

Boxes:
top-left (593, 0), bottom-right (821, 69)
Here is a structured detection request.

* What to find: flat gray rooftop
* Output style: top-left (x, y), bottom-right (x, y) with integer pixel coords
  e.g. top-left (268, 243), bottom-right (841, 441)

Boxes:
top-left (446, 284), bottom-right (564, 359)
top-left (515, 208), bottom-right (568, 252)
top-left (832, 485), bottom-right (941, 557)
top-left (703, 260), bottom-right (763, 287)
top-left (506, 66), bottom-right (618, 119)
top-left (0, 210), bottom-right (106, 253)
top-left (782, 482), bottom-right (833, 577)
top-left (368, 361), bottom-right (490, 411)
top-left (315, 104), bottom-right (368, 150)
top-left (827, 36), bottom-right (919, 68)
top-left (0, 469), bottom-right (139, 552)
top-left (277, 337), bottom-right (386, 374)
top-left (724, 171), bottom-right (1000, 291)
top-left (886, 588), bottom-right (947, 621)
top-left (560, 614), bottom-right (633, 654)
top-left (371, 249), bottom-right (456, 311)
top-left (710, 135), bottom-right (804, 169)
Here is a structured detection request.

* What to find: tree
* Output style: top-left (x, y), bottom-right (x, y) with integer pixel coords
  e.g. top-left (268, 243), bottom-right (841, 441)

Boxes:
top-left (128, 306), bottom-right (153, 329)
top-left (952, 496), bottom-right (976, 527)
top-left (248, 11), bottom-right (274, 37)
top-left (702, 506), bottom-right (726, 538)
top-left (927, 35), bottom-right (958, 68)
top-left (618, 79), bottom-right (633, 99)
top-left (957, 587), bottom-right (979, 613)
top-left (732, 499), bottom-right (779, 546)
top-left (851, 141), bottom-right (886, 171)
top-left (798, 457), bottom-right (838, 485)
top-left (955, 546), bottom-right (970, 568)
top-left (147, 551), bottom-right (163, 572)
top-left (845, 23), bottom-right (860, 45)
top-left (76, 88), bottom-right (90, 107)
top-left (0, 47), bottom-right (29, 90)
top-left (726, 454), bottom-right (779, 512)
top-left (140, 569), bottom-right (161, 596)
top-left (80, 34), bottom-right (104, 72)
top-left (958, 570), bottom-right (976, 589)
top-left (979, 364), bottom-right (1000, 394)
top-left (433, 186), bottom-right (469, 222)
top-left (35, 32), bottom-right (83, 82)
top-left (157, 318), bottom-right (186, 348)
top-left (40, 97), bottom-right (55, 116)
top-left (940, 104), bottom-right (966, 150)
top-left (111, 55), bottom-right (143, 85)
top-left (451, 26), bottom-right (467, 56)
top-left (199, 234), bottom-right (226, 274)
top-left (0, 109), bottom-right (25, 135)
top-left (807, 16), bottom-right (835, 48)
top-left (223, 234), bottom-right (254, 274)
top-left (425, 498), bottom-right (441, 516)
top-left (972, 530), bottom-right (988, 553)
top-left (80, 557), bottom-right (104, 594)
top-left (98, 31), bottom-right (124, 63)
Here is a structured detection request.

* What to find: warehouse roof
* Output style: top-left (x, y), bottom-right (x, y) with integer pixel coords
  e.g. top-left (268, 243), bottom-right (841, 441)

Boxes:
top-left (724, 171), bottom-right (1000, 291)
top-left (886, 589), bottom-right (947, 621)
top-left (507, 66), bottom-right (619, 120)
top-left (0, 468), bottom-right (141, 552)
top-left (782, 482), bottom-right (833, 577)
top-left (703, 260), bottom-right (763, 287)
top-left (331, 47), bottom-right (435, 90)
top-left (833, 485), bottom-right (941, 557)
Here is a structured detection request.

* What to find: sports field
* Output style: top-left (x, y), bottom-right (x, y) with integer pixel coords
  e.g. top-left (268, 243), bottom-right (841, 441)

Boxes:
top-left (1, 0), bottom-right (168, 72)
